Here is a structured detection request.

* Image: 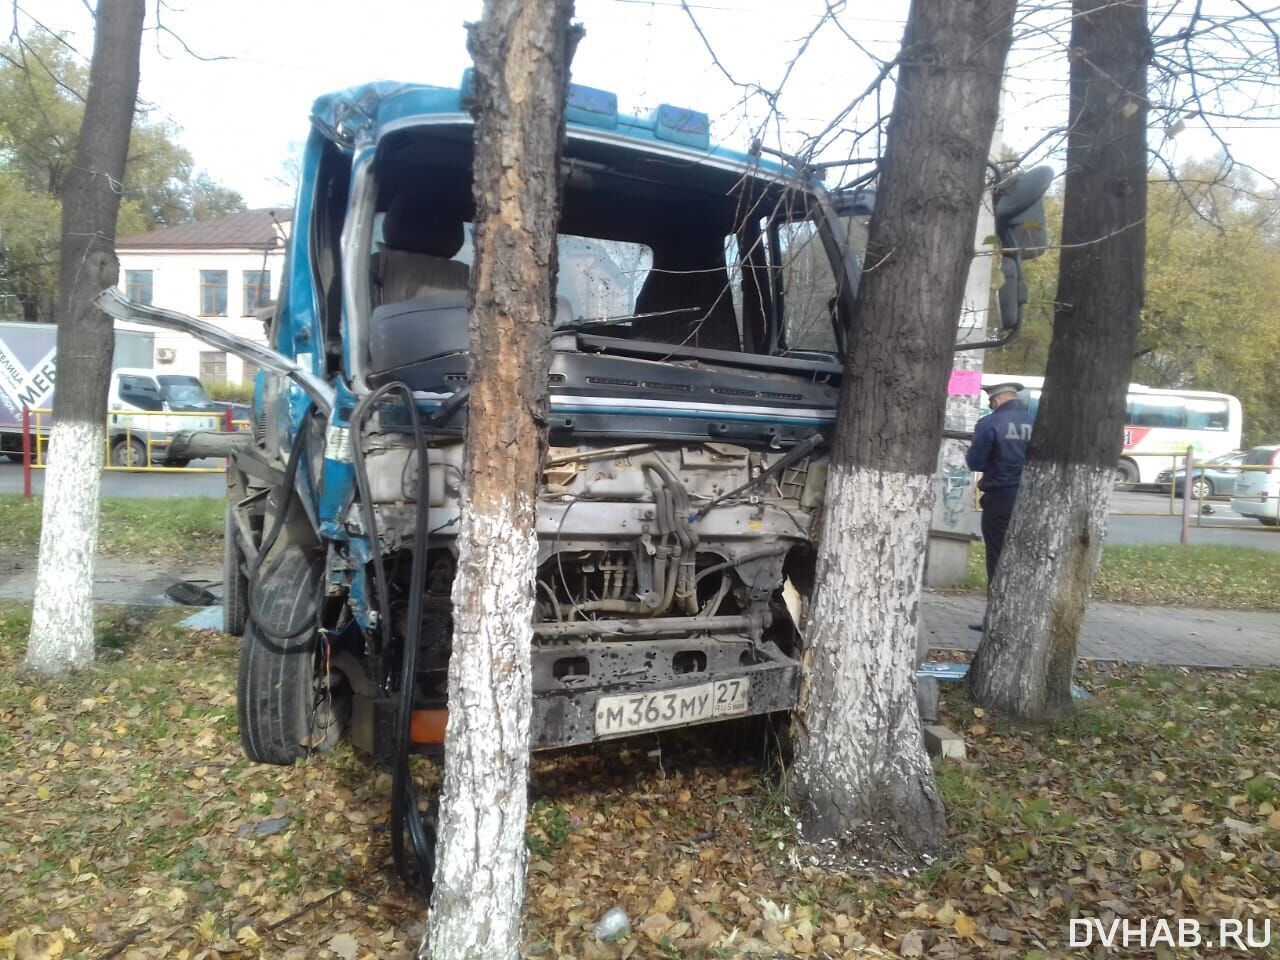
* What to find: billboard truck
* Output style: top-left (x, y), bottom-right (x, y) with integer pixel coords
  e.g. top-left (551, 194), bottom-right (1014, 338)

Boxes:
top-left (0, 321), bottom-right (221, 466)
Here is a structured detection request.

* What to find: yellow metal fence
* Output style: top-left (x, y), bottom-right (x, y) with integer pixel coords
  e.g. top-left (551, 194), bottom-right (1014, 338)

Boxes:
top-left (22, 406), bottom-right (250, 474)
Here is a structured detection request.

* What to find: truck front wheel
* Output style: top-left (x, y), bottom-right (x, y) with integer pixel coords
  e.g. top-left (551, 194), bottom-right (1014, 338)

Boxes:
top-left (223, 508), bottom-right (249, 636)
top-left (109, 437), bottom-right (149, 467)
top-left (237, 620), bottom-right (346, 764)
top-left (236, 548), bottom-right (346, 764)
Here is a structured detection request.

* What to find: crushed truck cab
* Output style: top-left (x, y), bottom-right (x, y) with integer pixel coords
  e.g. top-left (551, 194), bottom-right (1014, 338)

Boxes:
top-left (96, 73), bottom-right (1051, 887)
top-left (104, 78), bottom-right (862, 751)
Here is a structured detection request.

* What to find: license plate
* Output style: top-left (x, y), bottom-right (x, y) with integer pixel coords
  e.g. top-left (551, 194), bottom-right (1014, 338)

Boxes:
top-left (595, 678), bottom-right (749, 736)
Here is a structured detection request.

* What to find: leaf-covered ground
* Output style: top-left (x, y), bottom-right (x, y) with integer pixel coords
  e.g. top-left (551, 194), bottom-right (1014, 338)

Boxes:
top-left (1, 604), bottom-right (1278, 959)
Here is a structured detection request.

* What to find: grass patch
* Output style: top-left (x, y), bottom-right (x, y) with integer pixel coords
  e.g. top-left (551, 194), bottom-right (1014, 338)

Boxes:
top-left (958, 541), bottom-right (1280, 610)
top-left (0, 494), bottom-right (223, 563)
top-left (1, 603), bottom-right (1277, 959)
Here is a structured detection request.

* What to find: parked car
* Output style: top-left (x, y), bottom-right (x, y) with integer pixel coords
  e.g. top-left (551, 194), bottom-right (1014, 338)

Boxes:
top-left (1154, 450), bottom-right (1245, 499)
top-left (1230, 444), bottom-right (1280, 526)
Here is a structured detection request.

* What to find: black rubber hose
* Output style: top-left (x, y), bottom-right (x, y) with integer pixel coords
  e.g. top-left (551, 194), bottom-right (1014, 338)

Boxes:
top-left (349, 386), bottom-right (399, 665)
top-left (350, 381), bottom-right (435, 891)
top-left (393, 381), bottom-right (435, 889)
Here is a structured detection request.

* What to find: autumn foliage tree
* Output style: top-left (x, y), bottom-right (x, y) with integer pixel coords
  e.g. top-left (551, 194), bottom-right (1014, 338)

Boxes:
top-left (987, 167), bottom-right (1280, 447)
top-left (0, 28), bottom-right (243, 323)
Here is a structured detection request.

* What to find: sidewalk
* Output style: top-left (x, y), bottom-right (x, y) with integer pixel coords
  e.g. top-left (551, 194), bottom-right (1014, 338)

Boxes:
top-left (0, 556), bottom-right (221, 607)
top-left (2, 555), bottom-right (1277, 670)
top-left (922, 591), bottom-right (1280, 669)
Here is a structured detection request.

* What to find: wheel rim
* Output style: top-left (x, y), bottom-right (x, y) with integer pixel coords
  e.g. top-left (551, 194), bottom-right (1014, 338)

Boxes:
top-left (112, 440), bottom-right (146, 467)
top-left (1192, 479), bottom-right (1209, 499)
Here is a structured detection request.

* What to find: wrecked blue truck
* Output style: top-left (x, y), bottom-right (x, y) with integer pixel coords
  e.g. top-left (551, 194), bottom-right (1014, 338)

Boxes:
top-left (100, 74), bottom-right (1048, 884)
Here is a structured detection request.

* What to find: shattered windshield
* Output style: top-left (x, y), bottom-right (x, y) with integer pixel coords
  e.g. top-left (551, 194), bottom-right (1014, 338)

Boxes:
top-left (451, 227), bottom-right (652, 326)
top-left (157, 375), bottom-right (213, 407)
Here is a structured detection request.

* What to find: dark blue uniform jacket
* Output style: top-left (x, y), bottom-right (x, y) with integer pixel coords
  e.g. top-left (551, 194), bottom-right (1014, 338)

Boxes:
top-left (966, 399), bottom-right (1034, 491)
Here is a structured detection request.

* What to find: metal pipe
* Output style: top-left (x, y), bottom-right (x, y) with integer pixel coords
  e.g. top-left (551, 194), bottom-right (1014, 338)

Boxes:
top-left (694, 546), bottom-right (789, 583)
top-left (533, 615), bottom-right (753, 639)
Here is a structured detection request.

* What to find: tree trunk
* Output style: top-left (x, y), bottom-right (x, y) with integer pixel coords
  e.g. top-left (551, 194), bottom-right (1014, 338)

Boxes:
top-left (422, 3), bottom-right (576, 958)
top-left (25, 0), bottom-right (144, 677)
top-left (788, 0), bottom-right (1014, 857)
top-left (968, 0), bottom-right (1150, 721)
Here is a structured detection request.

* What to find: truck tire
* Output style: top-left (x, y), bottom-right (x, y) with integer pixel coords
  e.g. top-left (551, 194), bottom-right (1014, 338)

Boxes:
top-left (223, 508), bottom-right (249, 636)
top-left (109, 436), bottom-right (149, 467)
top-left (1114, 459), bottom-right (1139, 486)
top-left (237, 549), bottom-right (345, 764)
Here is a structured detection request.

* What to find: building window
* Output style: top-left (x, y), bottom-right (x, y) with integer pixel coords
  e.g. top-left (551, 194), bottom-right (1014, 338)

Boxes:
top-left (200, 350), bottom-right (228, 383)
top-left (200, 270), bottom-right (228, 316)
top-left (125, 270), bottom-right (153, 305)
top-left (242, 270), bottom-right (271, 315)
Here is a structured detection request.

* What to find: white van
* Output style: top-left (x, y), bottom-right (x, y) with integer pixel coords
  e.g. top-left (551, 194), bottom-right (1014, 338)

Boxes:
top-left (1229, 444), bottom-right (1280, 526)
top-left (107, 368), bottom-right (222, 466)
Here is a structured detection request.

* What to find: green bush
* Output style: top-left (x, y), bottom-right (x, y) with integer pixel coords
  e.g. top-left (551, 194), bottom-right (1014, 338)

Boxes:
top-left (205, 380), bottom-right (254, 403)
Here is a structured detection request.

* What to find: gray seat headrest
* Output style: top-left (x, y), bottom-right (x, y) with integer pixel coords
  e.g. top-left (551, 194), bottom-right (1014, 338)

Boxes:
top-left (383, 195), bottom-right (464, 259)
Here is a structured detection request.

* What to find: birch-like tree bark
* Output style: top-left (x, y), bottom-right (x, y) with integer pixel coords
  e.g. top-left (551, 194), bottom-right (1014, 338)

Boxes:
top-left (25, 0), bottom-right (144, 677)
top-left (788, 0), bottom-right (1015, 856)
top-left (422, 2), bottom-right (576, 957)
top-left (968, 0), bottom-right (1150, 721)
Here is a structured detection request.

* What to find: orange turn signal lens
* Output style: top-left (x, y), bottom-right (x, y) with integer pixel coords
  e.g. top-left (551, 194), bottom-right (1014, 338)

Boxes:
top-left (410, 709), bottom-right (449, 745)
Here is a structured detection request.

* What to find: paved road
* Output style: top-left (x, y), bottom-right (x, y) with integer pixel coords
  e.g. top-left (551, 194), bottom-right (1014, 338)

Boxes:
top-left (955, 490), bottom-right (1280, 553)
top-left (0, 458), bottom-right (228, 498)
top-left (1104, 490), bottom-right (1280, 551)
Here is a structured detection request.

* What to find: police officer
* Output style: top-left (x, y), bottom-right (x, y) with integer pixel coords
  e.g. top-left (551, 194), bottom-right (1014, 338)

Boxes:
top-left (966, 381), bottom-right (1034, 583)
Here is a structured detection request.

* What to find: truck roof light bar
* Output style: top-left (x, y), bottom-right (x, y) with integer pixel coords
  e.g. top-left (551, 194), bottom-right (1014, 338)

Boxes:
top-left (461, 69), bottom-right (619, 130)
top-left (651, 104), bottom-right (710, 150)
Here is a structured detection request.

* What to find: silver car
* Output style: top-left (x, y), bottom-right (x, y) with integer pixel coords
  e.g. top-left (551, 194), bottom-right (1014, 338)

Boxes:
top-left (1230, 445), bottom-right (1280, 526)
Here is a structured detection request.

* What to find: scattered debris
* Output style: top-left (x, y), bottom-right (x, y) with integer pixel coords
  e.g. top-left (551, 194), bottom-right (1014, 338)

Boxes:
top-left (235, 815), bottom-right (292, 839)
top-left (923, 724), bottom-right (966, 760)
top-left (164, 580), bottom-right (217, 606)
top-left (593, 905), bottom-right (630, 941)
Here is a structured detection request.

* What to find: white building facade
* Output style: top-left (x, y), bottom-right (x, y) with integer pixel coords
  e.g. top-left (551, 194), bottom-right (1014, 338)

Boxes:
top-left (115, 209), bottom-right (292, 386)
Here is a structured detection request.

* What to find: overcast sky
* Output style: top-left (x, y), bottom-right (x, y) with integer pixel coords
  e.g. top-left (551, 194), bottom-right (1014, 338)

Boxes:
top-left (19, 0), bottom-right (1278, 209)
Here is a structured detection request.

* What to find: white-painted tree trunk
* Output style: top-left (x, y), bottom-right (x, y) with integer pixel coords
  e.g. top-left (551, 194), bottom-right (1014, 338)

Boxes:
top-left (25, 420), bottom-right (106, 675)
top-left (423, 503), bottom-right (537, 960)
top-left (969, 0), bottom-right (1148, 722)
top-left (790, 463), bottom-right (945, 853)
top-left (968, 460), bottom-right (1114, 719)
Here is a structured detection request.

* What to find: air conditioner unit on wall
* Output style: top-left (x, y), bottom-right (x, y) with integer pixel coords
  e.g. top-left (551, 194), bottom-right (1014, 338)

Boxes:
top-left (156, 347), bottom-right (176, 363)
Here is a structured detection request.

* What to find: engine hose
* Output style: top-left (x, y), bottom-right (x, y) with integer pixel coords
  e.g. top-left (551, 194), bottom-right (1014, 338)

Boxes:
top-left (693, 546), bottom-right (789, 583)
top-left (664, 467), bottom-right (699, 613)
top-left (643, 462), bottom-right (699, 614)
top-left (350, 381), bottom-right (436, 892)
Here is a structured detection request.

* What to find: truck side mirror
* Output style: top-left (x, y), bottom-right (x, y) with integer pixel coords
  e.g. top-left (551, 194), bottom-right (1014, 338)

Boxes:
top-left (996, 257), bottom-right (1022, 332)
top-left (993, 165), bottom-right (1053, 333)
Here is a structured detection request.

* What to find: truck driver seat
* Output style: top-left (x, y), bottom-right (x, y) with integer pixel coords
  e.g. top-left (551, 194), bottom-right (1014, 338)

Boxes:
top-left (376, 194), bottom-right (471, 304)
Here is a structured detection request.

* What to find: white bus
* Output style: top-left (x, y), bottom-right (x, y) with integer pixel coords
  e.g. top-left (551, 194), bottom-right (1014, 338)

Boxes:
top-left (980, 374), bottom-right (1243, 486)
